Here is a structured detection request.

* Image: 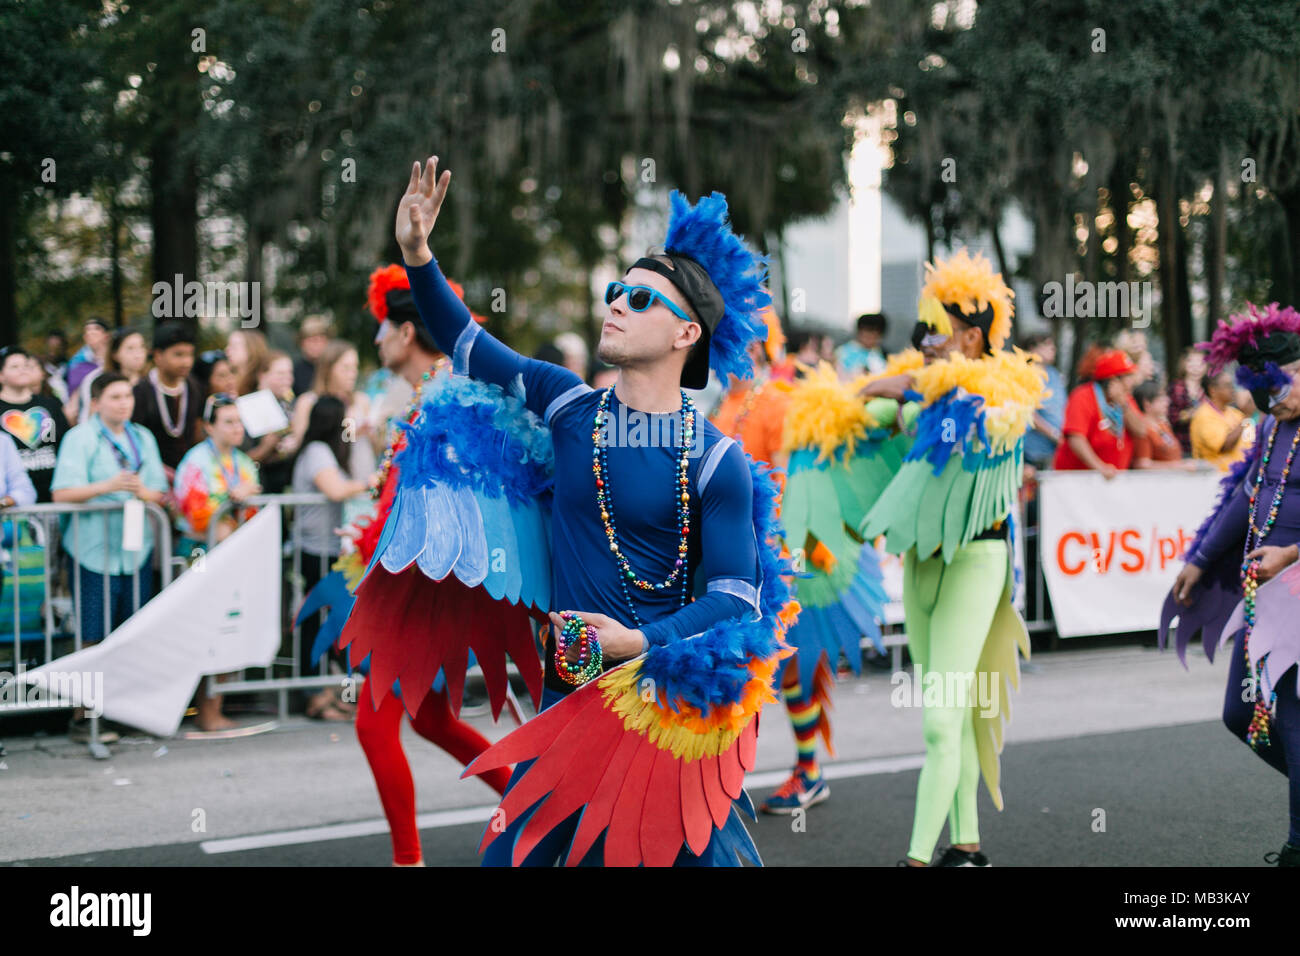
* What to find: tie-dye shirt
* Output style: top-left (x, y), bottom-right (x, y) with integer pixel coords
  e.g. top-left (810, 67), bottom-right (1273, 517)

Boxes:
top-left (0, 394), bottom-right (68, 501)
top-left (173, 439), bottom-right (259, 539)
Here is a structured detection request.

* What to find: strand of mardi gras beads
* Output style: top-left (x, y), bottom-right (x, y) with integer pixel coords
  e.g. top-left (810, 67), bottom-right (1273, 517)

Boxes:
top-left (554, 611), bottom-right (603, 685)
top-left (592, 386), bottom-right (694, 625)
top-left (1241, 421), bottom-right (1300, 750)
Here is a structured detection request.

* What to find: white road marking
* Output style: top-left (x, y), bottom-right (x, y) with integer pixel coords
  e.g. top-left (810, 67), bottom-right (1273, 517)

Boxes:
top-left (198, 753), bottom-right (927, 854)
top-left (200, 805), bottom-right (497, 854)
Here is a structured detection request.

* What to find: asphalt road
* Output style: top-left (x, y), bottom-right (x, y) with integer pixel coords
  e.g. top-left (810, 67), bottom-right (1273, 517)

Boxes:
top-left (8, 719), bottom-right (1287, 868)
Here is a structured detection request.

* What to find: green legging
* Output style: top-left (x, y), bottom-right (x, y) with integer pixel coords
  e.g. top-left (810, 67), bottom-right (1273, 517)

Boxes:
top-left (902, 539), bottom-right (1007, 863)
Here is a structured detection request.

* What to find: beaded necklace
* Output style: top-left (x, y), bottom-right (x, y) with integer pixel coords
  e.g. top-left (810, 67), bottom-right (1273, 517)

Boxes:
top-left (591, 385), bottom-right (695, 626)
top-left (370, 360), bottom-right (446, 501)
top-left (149, 368), bottom-right (189, 439)
top-left (554, 611), bottom-right (603, 685)
top-left (1240, 419), bottom-right (1300, 750)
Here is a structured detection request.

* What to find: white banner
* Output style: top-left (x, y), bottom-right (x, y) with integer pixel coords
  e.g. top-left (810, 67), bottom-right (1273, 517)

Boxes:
top-left (1038, 470), bottom-right (1224, 638)
top-left (17, 506), bottom-right (283, 736)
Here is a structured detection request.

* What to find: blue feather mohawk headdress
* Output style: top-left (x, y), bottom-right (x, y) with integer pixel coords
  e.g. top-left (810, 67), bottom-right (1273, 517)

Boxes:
top-left (662, 191), bottom-right (772, 383)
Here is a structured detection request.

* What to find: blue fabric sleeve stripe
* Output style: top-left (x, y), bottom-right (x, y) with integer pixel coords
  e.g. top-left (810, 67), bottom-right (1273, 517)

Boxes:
top-left (452, 322), bottom-right (482, 376)
top-left (707, 576), bottom-right (759, 609)
top-left (544, 383), bottom-right (593, 426)
top-left (697, 437), bottom-right (735, 495)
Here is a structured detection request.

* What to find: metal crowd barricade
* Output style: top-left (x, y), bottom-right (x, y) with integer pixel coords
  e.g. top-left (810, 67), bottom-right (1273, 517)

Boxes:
top-left (0, 500), bottom-right (174, 759)
top-left (1020, 511), bottom-right (1055, 635)
top-left (201, 492), bottom-right (356, 719)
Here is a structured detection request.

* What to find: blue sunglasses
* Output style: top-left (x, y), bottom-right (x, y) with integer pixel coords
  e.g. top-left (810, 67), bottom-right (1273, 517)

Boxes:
top-left (604, 281), bottom-right (692, 323)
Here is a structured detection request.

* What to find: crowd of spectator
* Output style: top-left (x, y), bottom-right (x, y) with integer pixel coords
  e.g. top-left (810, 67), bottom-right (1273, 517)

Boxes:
top-left (1034, 329), bottom-right (1254, 479)
top-left (0, 316), bottom-right (388, 739)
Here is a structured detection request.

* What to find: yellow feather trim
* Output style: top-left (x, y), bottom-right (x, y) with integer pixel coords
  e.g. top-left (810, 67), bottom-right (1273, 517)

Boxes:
top-left (861, 348), bottom-right (925, 385)
top-left (780, 362), bottom-right (875, 461)
top-left (919, 249), bottom-right (1014, 350)
top-left (912, 349), bottom-right (1050, 454)
top-left (334, 551), bottom-right (366, 594)
top-left (599, 616), bottom-right (797, 762)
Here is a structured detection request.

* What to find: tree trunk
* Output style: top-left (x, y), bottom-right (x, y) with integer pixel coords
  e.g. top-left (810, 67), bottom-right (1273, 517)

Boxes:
top-left (774, 228), bottom-right (791, 324)
top-left (1277, 187), bottom-right (1300, 308)
top-left (149, 140), bottom-right (200, 291)
top-left (1174, 207), bottom-right (1193, 353)
top-left (1155, 164), bottom-right (1182, 368)
top-left (244, 217), bottom-right (264, 287)
top-left (1110, 162), bottom-right (1130, 287)
top-left (0, 192), bottom-right (16, 347)
top-left (109, 189), bottom-right (123, 327)
top-left (582, 262), bottom-right (599, 356)
top-left (990, 220), bottom-right (1016, 339)
top-left (1206, 147), bottom-right (1227, 336)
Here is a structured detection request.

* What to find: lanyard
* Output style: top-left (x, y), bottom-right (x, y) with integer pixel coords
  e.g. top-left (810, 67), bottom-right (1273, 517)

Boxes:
top-left (1093, 382), bottom-right (1125, 446)
top-left (98, 421), bottom-right (142, 472)
top-left (206, 439), bottom-right (241, 492)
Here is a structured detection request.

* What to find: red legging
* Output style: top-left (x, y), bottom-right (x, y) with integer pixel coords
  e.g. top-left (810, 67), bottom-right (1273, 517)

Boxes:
top-left (355, 682), bottom-right (512, 865)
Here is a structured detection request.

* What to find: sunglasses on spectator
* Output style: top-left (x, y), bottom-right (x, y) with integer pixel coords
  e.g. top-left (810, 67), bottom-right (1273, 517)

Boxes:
top-left (604, 282), bottom-right (692, 323)
top-left (203, 393), bottom-right (237, 423)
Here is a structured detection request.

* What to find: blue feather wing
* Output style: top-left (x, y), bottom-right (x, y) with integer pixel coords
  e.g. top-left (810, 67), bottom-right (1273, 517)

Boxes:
top-left (296, 569), bottom-right (354, 669)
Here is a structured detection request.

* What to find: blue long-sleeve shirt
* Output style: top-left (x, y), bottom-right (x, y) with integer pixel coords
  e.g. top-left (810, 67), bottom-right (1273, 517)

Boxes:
top-left (404, 259), bottom-right (759, 693)
top-left (1189, 415), bottom-right (1300, 568)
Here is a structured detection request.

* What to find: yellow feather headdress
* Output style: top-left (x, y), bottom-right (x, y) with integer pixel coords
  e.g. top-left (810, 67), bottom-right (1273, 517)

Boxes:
top-left (917, 249), bottom-right (1014, 351)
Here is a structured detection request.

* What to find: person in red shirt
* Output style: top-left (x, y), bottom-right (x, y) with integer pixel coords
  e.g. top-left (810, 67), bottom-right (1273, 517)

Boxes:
top-left (1053, 349), bottom-right (1148, 476)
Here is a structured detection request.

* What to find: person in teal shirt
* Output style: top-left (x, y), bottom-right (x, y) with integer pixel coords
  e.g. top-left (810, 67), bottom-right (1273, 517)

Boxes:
top-left (836, 312), bottom-right (888, 376)
top-left (51, 371), bottom-right (168, 646)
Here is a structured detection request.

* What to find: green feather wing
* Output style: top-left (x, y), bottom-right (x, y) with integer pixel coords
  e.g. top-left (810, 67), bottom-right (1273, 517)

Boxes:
top-left (861, 440), bottom-right (1022, 562)
top-left (973, 569), bottom-right (1031, 811)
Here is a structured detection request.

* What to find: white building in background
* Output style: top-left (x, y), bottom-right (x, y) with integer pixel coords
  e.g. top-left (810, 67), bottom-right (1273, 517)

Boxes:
top-left (602, 118), bottom-right (1047, 367)
top-left (775, 121), bottom-right (1043, 356)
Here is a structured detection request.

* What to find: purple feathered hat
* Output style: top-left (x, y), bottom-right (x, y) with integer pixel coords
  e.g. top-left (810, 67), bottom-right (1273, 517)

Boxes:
top-left (1201, 302), bottom-right (1300, 411)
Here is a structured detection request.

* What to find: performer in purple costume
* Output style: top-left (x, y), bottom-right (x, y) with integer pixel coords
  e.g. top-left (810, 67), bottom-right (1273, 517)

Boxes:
top-left (1162, 302), bottom-right (1300, 866)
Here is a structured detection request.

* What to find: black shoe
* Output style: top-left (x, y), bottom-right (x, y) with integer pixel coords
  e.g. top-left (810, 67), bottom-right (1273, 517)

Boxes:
top-left (935, 846), bottom-right (991, 867)
top-left (1264, 843), bottom-right (1300, 866)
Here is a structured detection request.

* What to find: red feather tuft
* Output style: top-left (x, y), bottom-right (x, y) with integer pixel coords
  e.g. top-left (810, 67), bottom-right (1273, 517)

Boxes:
top-left (368, 264), bottom-right (486, 325)
top-left (367, 264), bottom-right (409, 322)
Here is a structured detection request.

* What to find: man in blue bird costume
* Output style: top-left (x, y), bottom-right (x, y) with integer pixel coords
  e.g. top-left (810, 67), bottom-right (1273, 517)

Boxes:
top-left (378, 156), bottom-right (796, 867)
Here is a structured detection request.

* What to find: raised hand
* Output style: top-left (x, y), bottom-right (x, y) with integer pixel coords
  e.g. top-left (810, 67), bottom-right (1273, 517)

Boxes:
top-left (395, 156), bottom-right (451, 267)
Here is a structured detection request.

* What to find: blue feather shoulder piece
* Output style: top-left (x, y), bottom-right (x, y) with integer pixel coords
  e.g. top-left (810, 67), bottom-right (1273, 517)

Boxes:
top-left (663, 191), bottom-right (771, 384)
